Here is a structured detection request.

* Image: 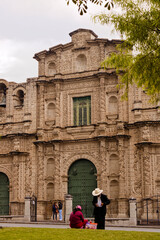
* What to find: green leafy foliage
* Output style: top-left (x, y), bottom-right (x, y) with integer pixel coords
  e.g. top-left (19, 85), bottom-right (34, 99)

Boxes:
top-left (94, 0), bottom-right (160, 101)
top-left (66, 0), bottom-right (114, 14)
top-left (67, 0), bottom-right (160, 101)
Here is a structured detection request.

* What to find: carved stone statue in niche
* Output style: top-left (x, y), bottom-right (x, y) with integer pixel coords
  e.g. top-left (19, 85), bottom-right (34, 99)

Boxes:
top-left (142, 126), bottom-right (150, 141)
top-left (45, 145), bottom-right (54, 155)
top-left (109, 141), bottom-right (118, 151)
top-left (13, 138), bottom-right (20, 151)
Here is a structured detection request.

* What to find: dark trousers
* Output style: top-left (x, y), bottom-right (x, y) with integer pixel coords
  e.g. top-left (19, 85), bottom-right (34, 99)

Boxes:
top-left (53, 211), bottom-right (57, 220)
top-left (95, 211), bottom-right (105, 229)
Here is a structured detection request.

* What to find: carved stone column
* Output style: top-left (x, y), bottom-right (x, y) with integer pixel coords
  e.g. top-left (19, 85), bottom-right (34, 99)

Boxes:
top-left (39, 84), bottom-right (45, 130)
top-left (12, 156), bottom-right (19, 201)
top-left (39, 56), bottom-right (45, 77)
top-left (118, 138), bottom-right (128, 217)
top-left (99, 77), bottom-right (106, 123)
top-left (54, 143), bottom-right (61, 200)
top-left (99, 139), bottom-right (107, 191)
top-left (142, 146), bottom-right (151, 197)
top-left (118, 138), bottom-right (126, 198)
top-left (57, 49), bottom-right (62, 73)
top-left (19, 156), bottom-right (26, 201)
top-left (37, 144), bottom-right (44, 200)
top-left (25, 156), bottom-right (32, 197)
top-left (133, 147), bottom-right (142, 197)
top-left (62, 175), bottom-right (69, 197)
top-left (55, 82), bottom-right (61, 127)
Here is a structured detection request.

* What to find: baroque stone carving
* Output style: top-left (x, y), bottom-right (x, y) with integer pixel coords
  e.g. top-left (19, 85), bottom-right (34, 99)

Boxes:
top-left (1, 29), bottom-right (160, 221)
top-left (142, 126), bottom-right (150, 141)
top-left (133, 148), bottom-right (142, 196)
top-left (25, 157), bottom-right (32, 196)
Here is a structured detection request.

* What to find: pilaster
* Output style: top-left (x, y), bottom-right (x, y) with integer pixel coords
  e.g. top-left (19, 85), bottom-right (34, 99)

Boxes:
top-left (143, 146), bottom-right (151, 197)
top-left (99, 77), bottom-right (106, 123)
top-left (55, 81), bottom-right (61, 127)
top-left (65, 194), bottom-right (73, 223)
top-left (39, 83), bottom-right (45, 130)
top-left (99, 138), bottom-right (107, 190)
top-left (118, 138), bottom-right (126, 198)
top-left (37, 144), bottom-right (45, 200)
top-left (129, 198), bottom-right (137, 226)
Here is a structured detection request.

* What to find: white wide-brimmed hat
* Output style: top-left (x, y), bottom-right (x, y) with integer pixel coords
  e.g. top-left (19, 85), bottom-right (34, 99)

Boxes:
top-left (92, 188), bottom-right (103, 196)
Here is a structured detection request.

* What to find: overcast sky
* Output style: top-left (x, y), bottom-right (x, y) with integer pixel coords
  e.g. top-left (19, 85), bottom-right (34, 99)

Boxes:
top-left (0, 0), bottom-right (120, 83)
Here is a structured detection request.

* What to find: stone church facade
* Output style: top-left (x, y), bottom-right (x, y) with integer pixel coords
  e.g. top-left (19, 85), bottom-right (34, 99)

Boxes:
top-left (0, 29), bottom-right (160, 221)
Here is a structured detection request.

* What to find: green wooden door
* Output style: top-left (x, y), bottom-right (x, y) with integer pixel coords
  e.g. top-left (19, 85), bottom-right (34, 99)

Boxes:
top-left (0, 172), bottom-right (9, 215)
top-left (68, 159), bottom-right (97, 218)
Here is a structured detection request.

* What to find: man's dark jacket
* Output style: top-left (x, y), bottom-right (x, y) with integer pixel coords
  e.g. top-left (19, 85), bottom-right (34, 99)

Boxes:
top-left (92, 193), bottom-right (110, 216)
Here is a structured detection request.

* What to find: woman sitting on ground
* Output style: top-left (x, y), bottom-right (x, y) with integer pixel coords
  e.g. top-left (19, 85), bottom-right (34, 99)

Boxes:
top-left (69, 205), bottom-right (88, 229)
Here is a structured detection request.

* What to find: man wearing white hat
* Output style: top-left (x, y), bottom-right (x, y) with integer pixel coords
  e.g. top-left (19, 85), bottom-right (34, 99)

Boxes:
top-left (92, 188), bottom-right (110, 229)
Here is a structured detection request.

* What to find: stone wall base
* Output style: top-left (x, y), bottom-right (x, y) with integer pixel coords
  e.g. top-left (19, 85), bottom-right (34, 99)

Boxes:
top-left (106, 218), bottom-right (135, 226)
top-left (10, 202), bottom-right (24, 215)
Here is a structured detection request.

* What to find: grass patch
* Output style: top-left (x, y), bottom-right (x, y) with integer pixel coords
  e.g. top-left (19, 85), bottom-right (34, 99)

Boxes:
top-left (0, 228), bottom-right (160, 240)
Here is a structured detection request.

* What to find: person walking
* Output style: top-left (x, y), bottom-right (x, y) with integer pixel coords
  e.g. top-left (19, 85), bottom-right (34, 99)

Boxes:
top-left (69, 205), bottom-right (88, 228)
top-left (92, 188), bottom-right (110, 229)
top-left (58, 201), bottom-right (63, 221)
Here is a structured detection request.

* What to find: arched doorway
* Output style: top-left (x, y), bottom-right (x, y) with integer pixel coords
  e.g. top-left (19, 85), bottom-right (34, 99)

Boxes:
top-left (68, 159), bottom-right (97, 217)
top-left (0, 172), bottom-right (9, 215)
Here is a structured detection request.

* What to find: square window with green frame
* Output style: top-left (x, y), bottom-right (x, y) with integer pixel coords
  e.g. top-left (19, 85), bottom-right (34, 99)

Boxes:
top-left (73, 96), bottom-right (91, 126)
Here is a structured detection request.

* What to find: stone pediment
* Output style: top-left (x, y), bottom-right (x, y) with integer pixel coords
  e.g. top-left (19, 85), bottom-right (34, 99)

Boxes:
top-left (45, 176), bottom-right (54, 181)
top-left (108, 174), bottom-right (120, 179)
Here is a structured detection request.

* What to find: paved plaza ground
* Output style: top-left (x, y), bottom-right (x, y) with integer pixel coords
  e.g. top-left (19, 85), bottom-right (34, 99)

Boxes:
top-left (0, 222), bottom-right (160, 233)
